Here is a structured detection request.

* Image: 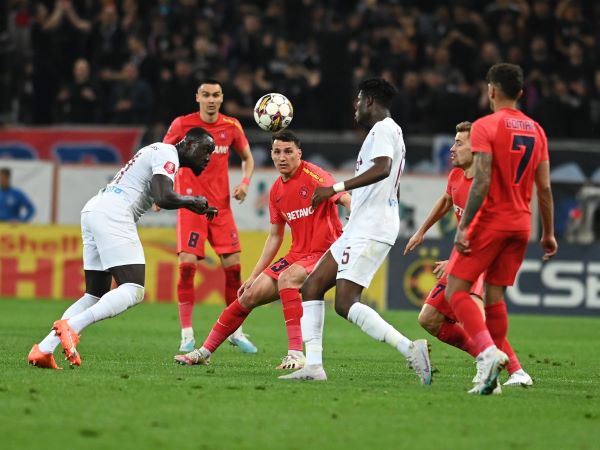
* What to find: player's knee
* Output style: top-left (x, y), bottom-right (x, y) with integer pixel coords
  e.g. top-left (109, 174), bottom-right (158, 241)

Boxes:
top-left (418, 309), bottom-right (438, 336)
top-left (239, 290), bottom-right (258, 310)
top-left (122, 283), bottom-right (145, 308)
top-left (300, 277), bottom-right (322, 300)
top-left (178, 262), bottom-right (196, 286)
top-left (334, 300), bottom-right (351, 319)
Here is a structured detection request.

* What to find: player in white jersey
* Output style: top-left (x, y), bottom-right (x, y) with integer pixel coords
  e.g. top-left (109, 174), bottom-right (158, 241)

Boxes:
top-left (28, 128), bottom-right (217, 369)
top-left (280, 78), bottom-right (432, 384)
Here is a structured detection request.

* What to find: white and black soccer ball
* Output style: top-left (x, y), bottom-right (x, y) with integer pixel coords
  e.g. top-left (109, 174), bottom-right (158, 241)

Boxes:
top-left (253, 93), bottom-right (294, 132)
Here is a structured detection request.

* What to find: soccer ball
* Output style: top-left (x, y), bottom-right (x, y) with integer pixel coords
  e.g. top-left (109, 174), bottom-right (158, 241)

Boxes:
top-left (253, 93), bottom-right (293, 132)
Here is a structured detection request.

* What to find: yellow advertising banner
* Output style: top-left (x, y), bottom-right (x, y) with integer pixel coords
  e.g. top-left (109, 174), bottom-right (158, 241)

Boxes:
top-left (0, 224), bottom-right (387, 309)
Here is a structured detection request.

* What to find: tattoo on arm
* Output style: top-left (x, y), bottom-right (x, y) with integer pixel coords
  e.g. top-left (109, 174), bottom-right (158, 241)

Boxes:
top-left (459, 152), bottom-right (492, 229)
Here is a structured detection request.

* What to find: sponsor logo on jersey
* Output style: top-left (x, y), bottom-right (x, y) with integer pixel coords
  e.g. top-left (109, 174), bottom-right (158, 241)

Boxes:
top-left (164, 161), bottom-right (176, 174)
top-left (356, 156), bottom-right (363, 171)
top-left (299, 186), bottom-right (309, 199)
top-left (302, 167), bottom-right (324, 183)
top-left (286, 206), bottom-right (314, 221)
top-left (213, 145), bottom-right (230, 154)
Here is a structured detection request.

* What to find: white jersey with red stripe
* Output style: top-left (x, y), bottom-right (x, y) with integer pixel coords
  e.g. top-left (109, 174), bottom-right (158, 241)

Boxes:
top-left (82, 142), bottom-right (180, 222)
top-left (344, 117), bottom-right (406, 245)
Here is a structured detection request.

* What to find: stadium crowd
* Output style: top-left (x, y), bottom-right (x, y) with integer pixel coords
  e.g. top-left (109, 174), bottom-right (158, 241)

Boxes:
top-left (3, 0), bottom-right (600, 137)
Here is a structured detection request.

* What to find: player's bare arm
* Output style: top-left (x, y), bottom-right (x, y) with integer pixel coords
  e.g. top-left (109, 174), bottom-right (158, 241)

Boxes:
top-left (150, 174), bottom-right (217, 218)
top-left (238, 223), bottom-right (285, 297)
top-left (232, 144), bottom-right (254, 203)
top-left (311, 156), bottom-right (392, 209)
top-left (455, 152), bottom-right (492, 254)
top-left (534, 161), bottom-right (558, 260)
top-left (404, 192), bottom-right (453, 255)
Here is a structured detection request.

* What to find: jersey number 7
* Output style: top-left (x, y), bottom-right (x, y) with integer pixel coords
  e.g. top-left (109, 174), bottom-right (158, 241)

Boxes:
top-left (511, 135), bottom-right (535, 185)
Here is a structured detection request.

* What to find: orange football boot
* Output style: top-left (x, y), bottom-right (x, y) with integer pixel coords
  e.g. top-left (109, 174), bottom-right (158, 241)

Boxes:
top-left (28, 344), bottom-right (61, 369)
top-left (52, 319), bottom-right (82, 366)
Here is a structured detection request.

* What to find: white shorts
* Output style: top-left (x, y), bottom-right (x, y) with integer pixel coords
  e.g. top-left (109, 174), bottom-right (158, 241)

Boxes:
top-left (330, 235), bottom-right (391, 288)
top-left (81, 207), bottom-right (145, 271)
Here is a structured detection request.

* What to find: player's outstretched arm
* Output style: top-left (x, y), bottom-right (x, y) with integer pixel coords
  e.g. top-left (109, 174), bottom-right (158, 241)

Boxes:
top-left (535, 161), bottom-right (558, 260)
top-left (455, 152), bottom-right (491, 254)
top-left (312, 156), bottom-right (392, 209)
top-left (232, 144), bottom-right (254, 203)
top-left (238, 223), bottom-right (285, 297)
top-left (404, 192), bottom-right (453, 255)
top-left (150, 174), bottom-right (215, 217)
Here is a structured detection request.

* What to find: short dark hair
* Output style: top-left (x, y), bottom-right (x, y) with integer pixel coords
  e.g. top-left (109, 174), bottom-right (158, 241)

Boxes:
top-left (197, 79), bottom-right (222, 90)
top-left (184, 127), bottom-right (212, 141)
top-left (271, 129), bottom-right (301, 148)
top-left (486, 63), bottom-right (524, 100)
top-left (358, 78), bottom-right (397, 109)
top-left (0, 168), bottom-right (10, 177)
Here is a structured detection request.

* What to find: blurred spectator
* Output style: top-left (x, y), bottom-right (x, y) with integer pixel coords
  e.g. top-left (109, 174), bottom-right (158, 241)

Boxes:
top-left (0, 168), bottom-right (35, 223)
top-left (223, 66), bottom-right (259, 128)
top-left (56, 58), bottom-right (100, 123)
top-left (110, 63), bottom-right (154, 124)
top-left (158, 60), bottom-right (197, 122)
top-left (2, 0), bottom-right (599, 137)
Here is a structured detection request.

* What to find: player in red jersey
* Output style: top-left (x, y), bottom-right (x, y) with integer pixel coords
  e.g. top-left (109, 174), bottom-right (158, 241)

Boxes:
top-left (174, 130), bottom-right (352, 368)
top-left (404, 121), bottom-right (532, 388)
top-left (444, 63), bottom-right (558, 395)
top-left (163, 79), bottom-right (256, 354)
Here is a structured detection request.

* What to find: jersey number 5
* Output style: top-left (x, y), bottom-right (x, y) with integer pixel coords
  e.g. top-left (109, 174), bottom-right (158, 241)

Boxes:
top-left (511, 135), bottom-right (535, 185)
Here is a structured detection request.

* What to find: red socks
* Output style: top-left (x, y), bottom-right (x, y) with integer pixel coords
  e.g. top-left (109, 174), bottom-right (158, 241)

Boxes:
top-left (449, 290), bottom-right (494, 355)
top-left (177, 262), bottom-right (196, 329)
top-left (203, 300), bottom-right (251, 353)
top-left (436, 321), bottom-right (479, 358)
top-left (279, 288), bottom-right (303, 352)
top-left (485, 302), bottom-right (522, 374)
top-left (223, 264), bottom-right (242, 306)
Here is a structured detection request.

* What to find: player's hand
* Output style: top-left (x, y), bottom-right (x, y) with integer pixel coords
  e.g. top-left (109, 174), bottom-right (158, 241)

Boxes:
top-left (540, 234), bottom-right (558, 261)
top-left (151, 202), bottom-right (161, 212)
top-left (232, 183), bottom-right (248, 203)
top-left (238, 276), bottom-right (256, 297)
top-left (403, 232), bottom-right (424, 255)
top-left (454, 226), bottom-right (471, 254)
top-left (203, 206), bottom-right (218, 221)
top-left (433, 260), bottom-right (449, 279)
top-left (312, 186), bottom-right (335, 209)
top-left (187, 196), bottom-right (209, 215)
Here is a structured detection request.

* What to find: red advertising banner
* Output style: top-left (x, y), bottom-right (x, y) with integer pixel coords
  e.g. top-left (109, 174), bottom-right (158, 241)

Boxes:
top-left (0, 127), bottom-right (143, 164)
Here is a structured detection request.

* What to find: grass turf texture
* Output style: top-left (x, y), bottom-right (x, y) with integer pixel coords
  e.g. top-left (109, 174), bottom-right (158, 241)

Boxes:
top-left (1, 299), bottom-right (598, 450)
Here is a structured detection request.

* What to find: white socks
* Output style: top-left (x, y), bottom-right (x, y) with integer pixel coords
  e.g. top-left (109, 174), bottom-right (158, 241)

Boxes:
top-left (38, 293), bottom-right (100, 353)
top-left (347, 302), bottom-right (412, 357)
top-left (181, 327), bottom-right (194, 340)
top-left (53, 283), bottom-right (144, 335)
top-left (302, 300), bottom-right (325, 366)
top-left (68, 283), bottom-right (144, 333)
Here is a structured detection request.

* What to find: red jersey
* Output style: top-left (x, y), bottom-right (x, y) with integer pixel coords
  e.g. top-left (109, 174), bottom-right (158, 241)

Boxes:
top-left (470, 108), bottom-right (549, 231)
top-left (163, 112), bottom-right (249, 209)
top-left (446, 168), bottom-right (472, 221)
top-left (269, 161), bottom-right (343, 255)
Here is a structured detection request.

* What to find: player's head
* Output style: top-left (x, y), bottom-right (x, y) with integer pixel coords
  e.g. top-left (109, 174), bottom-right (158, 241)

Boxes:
top-left (271, 130), bottom-right (302, 180)
top-left (0, 168), bottom-right (11, 189)
top-left (450, 121), bottom-right (473, 169)
top-left (355, 78), bottom-right (397, 125)
top-left (178, 128), bottom-right (215, 176)
top-left (196, 79), bottom-right (223, 116)
top-left (486, 63), bottom-right (524, 111)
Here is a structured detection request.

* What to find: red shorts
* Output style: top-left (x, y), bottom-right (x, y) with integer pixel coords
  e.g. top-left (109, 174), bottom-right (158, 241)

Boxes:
top-left (263, 252), bottom-right (322, 280)
top-left (176, 207), bottom-right (241, 258)
top-left (424, 272), bottom-right (484, 322)
top-left (449, 228), bottom-right (530, 286)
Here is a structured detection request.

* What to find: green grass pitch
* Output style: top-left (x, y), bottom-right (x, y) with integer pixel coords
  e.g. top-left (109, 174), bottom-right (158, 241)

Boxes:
top-left (0, 298), bottom-right (597, 450)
